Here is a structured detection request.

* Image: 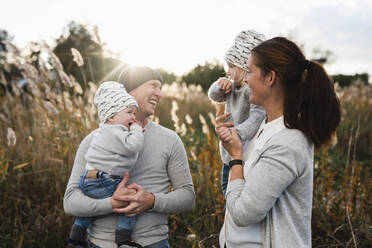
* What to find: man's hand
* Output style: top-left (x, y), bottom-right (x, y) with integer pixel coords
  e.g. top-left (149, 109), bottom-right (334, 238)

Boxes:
top-left (113, 183), bottom-right (155, 217)
top-left (111, 172), bottom-right (136, 209)
top-left (218, 78), bottom-right (233, 94)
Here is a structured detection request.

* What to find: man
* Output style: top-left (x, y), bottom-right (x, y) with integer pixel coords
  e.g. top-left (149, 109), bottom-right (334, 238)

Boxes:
top-left (64, 66), bottom-right (195, 248)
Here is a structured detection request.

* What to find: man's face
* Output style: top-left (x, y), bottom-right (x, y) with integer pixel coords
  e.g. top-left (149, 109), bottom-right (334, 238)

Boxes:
top-left (129, 80), bottom-right (163, 118)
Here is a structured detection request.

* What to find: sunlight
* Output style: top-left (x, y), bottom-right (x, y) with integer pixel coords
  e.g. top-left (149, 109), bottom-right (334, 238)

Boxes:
top-left (99, 61), bottom-right (128, 83)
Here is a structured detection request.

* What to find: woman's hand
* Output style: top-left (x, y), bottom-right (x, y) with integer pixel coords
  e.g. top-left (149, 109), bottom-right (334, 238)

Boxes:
top-left (222, 129), bottom-right (244, 182)
top-left (111, 172), bottom-right (136, 209)
top-left (113, 183), bottom-right (155, 217)
top-left (221, 128), bottom-right (243, 160)
top-left (214, 111), bottom-right (242, 159)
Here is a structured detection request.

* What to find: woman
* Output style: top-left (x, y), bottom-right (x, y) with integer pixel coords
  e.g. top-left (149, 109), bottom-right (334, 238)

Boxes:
top-left (216, 37), bottom-right (341, 247)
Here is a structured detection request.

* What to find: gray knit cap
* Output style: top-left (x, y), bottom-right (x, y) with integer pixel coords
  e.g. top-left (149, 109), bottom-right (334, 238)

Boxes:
top-left (118, 66), bottom-right (163, 92)
top-left (94, 81), bottom-right (138, 123)
top-left (225, 30), bottom-right (266, 70)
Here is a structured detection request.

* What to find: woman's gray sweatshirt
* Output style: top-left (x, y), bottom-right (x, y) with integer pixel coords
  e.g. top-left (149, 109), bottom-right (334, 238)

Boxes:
top-left (226, 119), bottom-right (314, 248)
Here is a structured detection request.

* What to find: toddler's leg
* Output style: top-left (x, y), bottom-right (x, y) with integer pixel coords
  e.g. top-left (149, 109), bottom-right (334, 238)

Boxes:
top-left (116, 215), bottom-right (142, 247)
top-left (221, 163), bottom-right (230, 199)
top-left (68, 217), bottom-right (94, 246)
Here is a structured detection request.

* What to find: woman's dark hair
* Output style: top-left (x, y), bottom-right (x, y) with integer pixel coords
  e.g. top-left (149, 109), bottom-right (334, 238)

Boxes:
top-left (118, 66), bottom-right (163, 92)
top-left (251, 37), bottom-right (341, 148)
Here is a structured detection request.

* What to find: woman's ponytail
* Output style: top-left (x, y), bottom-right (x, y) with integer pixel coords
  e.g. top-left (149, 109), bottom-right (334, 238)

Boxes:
top-left (292, 60), bottom-right (341, 148)
top-left (252, 37), bottom-right (341, 148)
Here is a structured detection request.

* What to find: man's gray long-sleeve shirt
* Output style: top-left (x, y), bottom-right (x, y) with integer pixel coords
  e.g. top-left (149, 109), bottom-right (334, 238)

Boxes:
top-left (85, 123), bottom-right (143, 176)
top-left (64, 120), bottom-right (195, 247)
top-left (208, 80), bottom-right (266, 164)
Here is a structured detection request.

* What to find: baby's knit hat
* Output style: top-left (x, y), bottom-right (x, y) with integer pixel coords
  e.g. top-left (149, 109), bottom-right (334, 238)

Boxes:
top-left (225, 30), bottom-right (266, 70)
top-left (94, 81), bottom-right (138, 123)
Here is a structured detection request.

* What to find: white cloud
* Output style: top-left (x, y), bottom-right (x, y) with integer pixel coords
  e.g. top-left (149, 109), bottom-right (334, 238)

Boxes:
top-left (294, 1), bottom-right (372, 75)
top-left (1, 0), bottom-right (371, 76)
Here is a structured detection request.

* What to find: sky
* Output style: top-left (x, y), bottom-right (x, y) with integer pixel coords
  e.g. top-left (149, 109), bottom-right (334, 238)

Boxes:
top-left (1, 0), bottom-right (372, 79)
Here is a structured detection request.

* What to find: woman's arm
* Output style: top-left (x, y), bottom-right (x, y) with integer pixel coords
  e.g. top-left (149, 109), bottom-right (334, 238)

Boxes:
top-left (219, 128), bottom-right (244, 182)
top-left (63, 131), bottom-right (114, 217)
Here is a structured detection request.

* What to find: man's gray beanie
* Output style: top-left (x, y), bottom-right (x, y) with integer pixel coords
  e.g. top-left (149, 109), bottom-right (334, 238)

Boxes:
top-left (118, 66), bottom-right (163, 92)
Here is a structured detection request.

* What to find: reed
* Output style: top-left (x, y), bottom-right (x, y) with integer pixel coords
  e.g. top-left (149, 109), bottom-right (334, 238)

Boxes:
top-left (0, 42), bottom-right (371, 247)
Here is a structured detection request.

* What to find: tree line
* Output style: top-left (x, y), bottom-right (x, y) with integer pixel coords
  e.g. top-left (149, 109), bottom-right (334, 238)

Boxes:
top-left (0, 21), bottom-right (369, 96)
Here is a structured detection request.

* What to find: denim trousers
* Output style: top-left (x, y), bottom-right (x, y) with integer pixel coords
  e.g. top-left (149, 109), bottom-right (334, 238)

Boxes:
top-left (221, 163), bottom-right (230, 199)
top-left (74, 169), bottom-right (136, 230)
top-left (87, 239), bottom-right (170, 248)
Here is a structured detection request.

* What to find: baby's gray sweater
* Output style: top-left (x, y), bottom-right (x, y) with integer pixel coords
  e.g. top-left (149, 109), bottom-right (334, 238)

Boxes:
top-left (208, 80), bottom-right (266, 164)
top-left (226, 128), bottom-right (314, 248)
top-left (64, 120), bottom-right (195, 247)
top-left (85, 123), bottom-right (144, 176)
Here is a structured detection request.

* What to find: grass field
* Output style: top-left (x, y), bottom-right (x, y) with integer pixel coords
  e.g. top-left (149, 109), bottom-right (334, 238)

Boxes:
top-left (0, 44), bottom-right (371, 247)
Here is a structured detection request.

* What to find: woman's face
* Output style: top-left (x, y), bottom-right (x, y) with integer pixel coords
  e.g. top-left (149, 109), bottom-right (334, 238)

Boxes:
top-left (244, 55), bottom-right (270, 106)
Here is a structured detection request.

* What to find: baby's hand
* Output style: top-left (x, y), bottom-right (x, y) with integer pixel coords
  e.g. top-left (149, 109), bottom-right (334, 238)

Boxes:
top-left (132, 118), bottom-right (145, 132)
top-left (132, 118), bottom-right (141, 126)
top-left (218, 78), bottom-right (232, 94)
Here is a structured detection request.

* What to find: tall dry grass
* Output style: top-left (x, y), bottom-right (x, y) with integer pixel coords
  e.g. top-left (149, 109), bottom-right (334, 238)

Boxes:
top-left (0, 42), bottom-right (371, 247)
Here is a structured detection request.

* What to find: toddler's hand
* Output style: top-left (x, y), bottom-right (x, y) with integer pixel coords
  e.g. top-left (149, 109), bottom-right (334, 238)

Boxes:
top-left (218, 78), bottom-right (232, 94)
top-left (217, 126), bottom-right (233, 143)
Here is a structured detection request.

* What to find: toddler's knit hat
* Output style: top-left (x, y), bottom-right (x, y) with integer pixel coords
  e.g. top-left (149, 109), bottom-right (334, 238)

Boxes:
top-left (94, 81), bottom-right (138, 123)
top-left (225, 30), bottom-right (266, 70)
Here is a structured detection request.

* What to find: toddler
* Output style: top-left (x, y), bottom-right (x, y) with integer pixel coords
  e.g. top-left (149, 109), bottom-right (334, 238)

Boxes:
top-left (68, 81), bottom-right (144, 248)
top-left (208, 30), bottom-right (266, 197)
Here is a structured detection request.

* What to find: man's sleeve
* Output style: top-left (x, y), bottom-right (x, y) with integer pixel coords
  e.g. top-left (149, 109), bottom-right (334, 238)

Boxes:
top-left (151, 135), bottom-right (196, 213)
top-left (63, 132), bottom-right (113, 217)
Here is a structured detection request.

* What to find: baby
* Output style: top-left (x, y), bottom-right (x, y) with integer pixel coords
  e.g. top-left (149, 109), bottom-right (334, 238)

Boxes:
top-left (208, 30), bottom-right (266, 197)
top-left (68, 81), bottom-right (144, 248)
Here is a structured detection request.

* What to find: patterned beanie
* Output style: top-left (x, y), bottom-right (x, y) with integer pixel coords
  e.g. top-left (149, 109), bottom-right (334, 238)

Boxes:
top-left (225, 30), bottom-right (266, 70)
top-left (118, 66), bottom-right (163, 92)
top-left (94, 81), bottom-right (138, 123)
